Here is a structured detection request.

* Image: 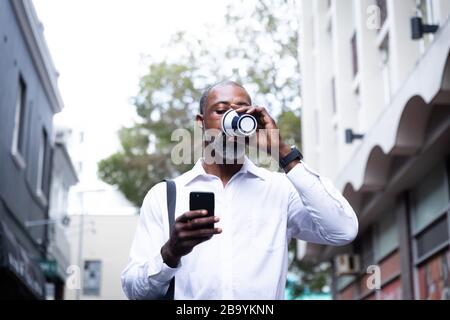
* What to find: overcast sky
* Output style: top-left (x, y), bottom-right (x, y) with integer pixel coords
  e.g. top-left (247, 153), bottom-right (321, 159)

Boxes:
top-left (33, 0), bottom-right (227, 167)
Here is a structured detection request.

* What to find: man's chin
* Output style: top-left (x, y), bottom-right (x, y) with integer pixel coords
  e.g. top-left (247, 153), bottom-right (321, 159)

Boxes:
top-left (214, 143), bottom-right (246, 164)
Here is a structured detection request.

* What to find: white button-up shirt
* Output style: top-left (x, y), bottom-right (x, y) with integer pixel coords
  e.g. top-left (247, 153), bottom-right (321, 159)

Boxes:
top-left (121, 157), bottom-right (358, 300)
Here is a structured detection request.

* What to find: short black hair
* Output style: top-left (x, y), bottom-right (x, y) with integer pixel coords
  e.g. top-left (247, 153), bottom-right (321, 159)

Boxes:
top-left (199, 80), bottom-right (250, 115)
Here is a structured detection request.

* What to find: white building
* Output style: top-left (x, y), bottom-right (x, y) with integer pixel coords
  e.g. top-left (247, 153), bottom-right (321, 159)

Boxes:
top-left (299, 0), bottom-right (450, 299)
top-left (64, 214), bottom-right (138, 300)
top-left (46, 128), bottom-right (78, 299)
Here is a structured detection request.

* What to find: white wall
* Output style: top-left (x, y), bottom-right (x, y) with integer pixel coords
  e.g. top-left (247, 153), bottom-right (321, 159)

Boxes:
top-left (65, 214), bottom-right (139, 300)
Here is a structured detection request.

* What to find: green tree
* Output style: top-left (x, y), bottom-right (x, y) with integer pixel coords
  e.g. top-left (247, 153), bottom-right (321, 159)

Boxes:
top-left (222, 0), bottom-right (302, 113)
top-left (277, 109), bottom-right (302, 148)
top-left (287, 241), bottom-right (332, 299)
top-left (98, 62), bottom-right (201, 207)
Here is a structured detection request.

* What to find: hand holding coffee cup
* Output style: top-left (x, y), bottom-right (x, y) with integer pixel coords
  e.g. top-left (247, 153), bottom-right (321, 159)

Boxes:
top-left (221, 109), bottom-right (257, 137)
top-left (232, 105), bottom-right (287, 157)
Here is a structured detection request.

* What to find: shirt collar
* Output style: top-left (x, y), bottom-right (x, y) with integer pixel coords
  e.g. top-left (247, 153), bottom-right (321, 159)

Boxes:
top-left (179, 156), bottom-right (268, 186)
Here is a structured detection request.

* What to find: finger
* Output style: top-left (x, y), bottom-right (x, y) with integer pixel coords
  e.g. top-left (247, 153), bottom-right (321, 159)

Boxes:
top-left (176, 210), bottom-right (208, 223)
top-left (244, 105), bottom-right (266, 119)
top-left (184, 230), bottom-right (223, 247)
top-left (235, 105), bottom-right (251, 113)
top-left (255, 106), bottom-right (276, 126)
top-left (255, 106), bottom-right (266, 112)
top-left (256, 106), bottom-right (273, 120)
top-left (245, 107), bottom-right (257, 114)
top-left (178, 228), bottom-right (222, 240)
top-left (183, 238), bottom-right (210, 248)
top-left (185, 216), bottom-right (220, 230)
top-left (174, 222), bottom-right (186, 232)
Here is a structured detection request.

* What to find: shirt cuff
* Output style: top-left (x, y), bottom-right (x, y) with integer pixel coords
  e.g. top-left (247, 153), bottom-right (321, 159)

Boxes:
top-left (147, 252), bottom-right (181, 283)
top-left (285, 161), bottom-right (320, 192)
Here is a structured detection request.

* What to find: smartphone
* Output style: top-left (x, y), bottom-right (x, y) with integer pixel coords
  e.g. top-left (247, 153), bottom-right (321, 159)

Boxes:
top-left (189, 192), bottom-right (215, 229)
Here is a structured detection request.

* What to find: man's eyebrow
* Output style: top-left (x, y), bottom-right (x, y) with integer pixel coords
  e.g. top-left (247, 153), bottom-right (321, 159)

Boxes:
top-left (210, 100), bottom-right (251, 108)
top-left (210, 101), bottom-right (231, 107)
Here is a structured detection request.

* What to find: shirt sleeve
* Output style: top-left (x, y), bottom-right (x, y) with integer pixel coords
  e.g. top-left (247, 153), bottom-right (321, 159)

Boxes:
top-left (121, 182), bottom-right (181, 300)
top-left (285, 161), bottom-right (358, 246)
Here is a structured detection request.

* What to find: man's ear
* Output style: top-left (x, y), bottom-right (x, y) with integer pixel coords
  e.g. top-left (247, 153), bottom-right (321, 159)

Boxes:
top-left (196, 114), bottom-right (204, 129)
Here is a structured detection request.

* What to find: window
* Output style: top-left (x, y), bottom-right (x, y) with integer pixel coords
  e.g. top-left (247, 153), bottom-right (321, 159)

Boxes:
top-left (374, 209), bottom-right (398, 261)
top-left (11, 75), bottom-right (27, 167)
top-left (331, 77), bottom-right (337, 114)
top-left (355, 230), bottom-right (374, 269)
top-left (411, 162), bottom-right (449, 233)
top-left (311, 16), bottom-right (315, 51)
top-left (379, 34), bottom-right (391, 105)
top-left (37, 128), bottom-right (51, 203)
top-left (375, 0), bottom-right (388, 28)
top-left (351, 32), bottom-right (359, 77)
top-left (417, 250), bottom-right (450, 300)
top-left (83, 260), bottom-right (101, 296)
top-left (416, 216), bottom-right (449, 259)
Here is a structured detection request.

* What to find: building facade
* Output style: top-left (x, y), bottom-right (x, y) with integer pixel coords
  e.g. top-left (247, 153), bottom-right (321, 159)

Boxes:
top-left (299, 0), bottom-right (450, 299)
top-left (64, 214), bottom-right (138, 300)
top-left (0, 0), bottom-right (74, 299)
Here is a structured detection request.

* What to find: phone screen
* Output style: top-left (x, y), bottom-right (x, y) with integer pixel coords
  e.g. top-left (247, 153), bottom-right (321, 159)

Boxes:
top-left (189, 192), bottom-right (215, 229)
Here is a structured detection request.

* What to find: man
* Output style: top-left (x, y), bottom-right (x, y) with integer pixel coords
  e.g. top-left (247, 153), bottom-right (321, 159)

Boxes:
top-left (121, 81), bottom-right (358, 299)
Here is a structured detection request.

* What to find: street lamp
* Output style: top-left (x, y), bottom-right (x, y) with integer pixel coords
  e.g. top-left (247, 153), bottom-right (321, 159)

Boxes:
top-left (411, 16), bottom-right (439, 40)
top-left (345, 129), bottom-right (364, 144)
top-left (24, 216), bottom-right (71, 228)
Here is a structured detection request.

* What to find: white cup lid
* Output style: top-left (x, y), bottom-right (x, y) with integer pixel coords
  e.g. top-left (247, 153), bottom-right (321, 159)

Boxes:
top-left (238, 116), bottom-right (257, 134)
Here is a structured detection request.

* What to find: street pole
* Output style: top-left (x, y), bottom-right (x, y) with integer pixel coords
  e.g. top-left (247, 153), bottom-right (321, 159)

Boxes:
top-left (74, 188), bottom-right (104, 300)
top-left (76, 191), bottom-right (84, 300)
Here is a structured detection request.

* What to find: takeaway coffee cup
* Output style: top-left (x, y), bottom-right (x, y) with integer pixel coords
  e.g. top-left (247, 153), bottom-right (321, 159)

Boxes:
top-left (221, 109), bottom-right (257, 137)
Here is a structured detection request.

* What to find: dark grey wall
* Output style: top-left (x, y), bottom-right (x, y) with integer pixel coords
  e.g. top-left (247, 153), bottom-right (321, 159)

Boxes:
top-left (0, 0), bottom-right (55, 257)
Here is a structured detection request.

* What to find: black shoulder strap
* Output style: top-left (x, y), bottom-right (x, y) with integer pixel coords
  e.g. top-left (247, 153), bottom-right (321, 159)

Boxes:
top-left (163, 179), bottom-right (176, 300)
top-left (165, 179), bottom-right (176, 231)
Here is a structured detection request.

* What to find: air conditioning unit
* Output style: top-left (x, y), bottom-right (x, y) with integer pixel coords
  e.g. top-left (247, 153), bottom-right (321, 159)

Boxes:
top-left (335, 254), bottom-right (360, 276)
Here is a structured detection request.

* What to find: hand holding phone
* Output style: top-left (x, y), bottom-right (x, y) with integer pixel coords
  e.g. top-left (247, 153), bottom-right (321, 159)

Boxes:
top-left (161, 191), bottom-right (220, 268)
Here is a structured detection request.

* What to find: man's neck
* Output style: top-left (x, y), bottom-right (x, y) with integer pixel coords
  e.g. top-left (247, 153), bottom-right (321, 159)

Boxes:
top-left (202, 159), bottom-right (244, 187)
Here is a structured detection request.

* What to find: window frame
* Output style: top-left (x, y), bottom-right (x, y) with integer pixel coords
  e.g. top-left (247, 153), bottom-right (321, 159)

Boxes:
top-left (373, 208), bottom-right (399, 263)
top-left (36, 127), bottom-right (50, 207)
top-left (410, 162), bottom-right (450, 234)
top-left (11, 74), bottom-right (28, 170)
top-left (350, 31), bottom-right (359, 79)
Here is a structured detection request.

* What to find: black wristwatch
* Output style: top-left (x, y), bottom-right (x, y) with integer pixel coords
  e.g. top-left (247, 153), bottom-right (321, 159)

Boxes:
top-left (279, 146), bottom-right (303, 170)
